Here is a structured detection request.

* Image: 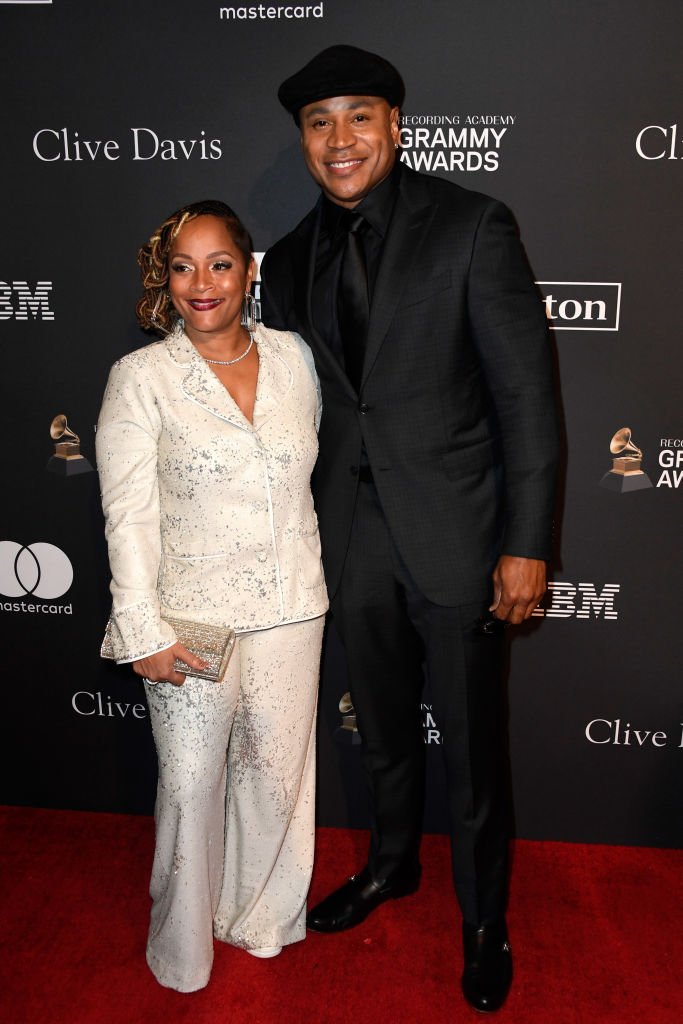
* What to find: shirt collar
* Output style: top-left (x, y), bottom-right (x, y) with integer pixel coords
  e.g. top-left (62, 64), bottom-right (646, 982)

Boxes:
top-left (321, 158), bottom-right (401, 239)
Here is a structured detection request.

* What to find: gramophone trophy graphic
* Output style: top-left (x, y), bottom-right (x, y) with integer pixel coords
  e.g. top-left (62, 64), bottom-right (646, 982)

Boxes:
top-left (334, 692), bottom-right (362, 746)
top-left (46, 414), bottom-right (94, 476)
top-left (599, 427), bottom-right (653, 492)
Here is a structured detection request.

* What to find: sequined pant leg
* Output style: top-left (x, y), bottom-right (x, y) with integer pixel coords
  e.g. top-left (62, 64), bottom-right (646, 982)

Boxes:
top-left (213, 615), bottom-right (324, 951)
top-left (144, 670), bottom-right (240, 992)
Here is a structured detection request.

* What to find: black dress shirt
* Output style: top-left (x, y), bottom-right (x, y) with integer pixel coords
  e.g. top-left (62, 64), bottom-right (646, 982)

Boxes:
top-left (312, 160), bottom-right (401, 369)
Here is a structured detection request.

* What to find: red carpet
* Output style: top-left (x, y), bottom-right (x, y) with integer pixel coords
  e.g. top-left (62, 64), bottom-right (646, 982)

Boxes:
top-left (1, 806), bottom-right (681, 1024)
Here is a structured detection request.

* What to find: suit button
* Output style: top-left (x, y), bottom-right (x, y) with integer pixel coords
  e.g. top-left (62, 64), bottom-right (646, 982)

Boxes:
top-left (256, 551), bottom-right (267, 563)
top-left (350, 466), bottom-right (359, 476)
top-left (358, 403), bottom-right (369, 414)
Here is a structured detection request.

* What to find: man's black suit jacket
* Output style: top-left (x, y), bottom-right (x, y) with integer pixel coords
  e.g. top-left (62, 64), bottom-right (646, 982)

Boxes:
top-left (261, 165), bottom-right (559, 605)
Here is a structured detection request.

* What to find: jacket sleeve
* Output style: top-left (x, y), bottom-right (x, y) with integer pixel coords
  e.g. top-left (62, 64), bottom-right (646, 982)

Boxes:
top-left (96, 357), bottom-right (177, 663)
top-left (467, 200), bottom-right (559, 560)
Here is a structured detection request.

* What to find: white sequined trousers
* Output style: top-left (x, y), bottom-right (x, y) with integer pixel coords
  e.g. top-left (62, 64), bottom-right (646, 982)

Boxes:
top-left (143, 615), bottom-right (324, 992)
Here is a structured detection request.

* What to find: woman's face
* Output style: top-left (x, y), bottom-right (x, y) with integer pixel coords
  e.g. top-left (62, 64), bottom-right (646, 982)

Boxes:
top-left (167, 215), bottom-right (254, 345)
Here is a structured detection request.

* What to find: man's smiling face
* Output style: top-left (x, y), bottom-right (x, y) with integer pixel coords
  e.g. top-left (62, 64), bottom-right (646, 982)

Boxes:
top-left (299, 95), bottom-right (400, 209)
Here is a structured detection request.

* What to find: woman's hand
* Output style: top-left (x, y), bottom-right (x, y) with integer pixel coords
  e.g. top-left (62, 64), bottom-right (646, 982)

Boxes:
top-left (132, 642), bottom-right (209, 686)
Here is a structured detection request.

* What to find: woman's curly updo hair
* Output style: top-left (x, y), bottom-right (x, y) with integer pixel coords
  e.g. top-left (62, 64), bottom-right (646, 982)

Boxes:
top-left (136, 199), bottom-right (254, 334)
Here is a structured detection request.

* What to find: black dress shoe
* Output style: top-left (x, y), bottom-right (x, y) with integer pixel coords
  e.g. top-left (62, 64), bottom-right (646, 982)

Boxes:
top-left (461, 920), bottom-right (513, 1013)
top-left (306, 866), bottom-right (420, 932)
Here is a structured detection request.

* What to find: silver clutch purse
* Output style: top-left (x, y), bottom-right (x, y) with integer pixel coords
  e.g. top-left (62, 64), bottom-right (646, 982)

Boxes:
top-left (101, 615), bottom-right (236, 683)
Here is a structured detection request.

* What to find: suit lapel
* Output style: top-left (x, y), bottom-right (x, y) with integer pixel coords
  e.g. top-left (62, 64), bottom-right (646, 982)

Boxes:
top-left (362, 170), bottom-right (436, 388)
top-left (294, 204), bottom-right (321, 345)
top-left (293, 171), bottom-right (436, 395)
top-left (295, 202), bottom-right (357, 399)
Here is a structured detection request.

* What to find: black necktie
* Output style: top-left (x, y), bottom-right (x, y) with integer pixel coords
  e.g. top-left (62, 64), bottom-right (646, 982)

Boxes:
top-left (338, 213), bottom-right (369, 391)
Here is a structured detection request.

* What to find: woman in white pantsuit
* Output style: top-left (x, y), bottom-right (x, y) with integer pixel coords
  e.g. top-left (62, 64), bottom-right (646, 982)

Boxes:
top-left (97, 200), bottom-right (328, 992)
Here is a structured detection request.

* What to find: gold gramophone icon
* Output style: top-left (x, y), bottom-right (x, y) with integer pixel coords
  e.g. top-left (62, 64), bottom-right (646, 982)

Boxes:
top-left (335, 692), bottom-right (361, 746)
top-left (46, 414), bottom-right (94, 476)
top-left (599, 427), bottom-right (652, 492)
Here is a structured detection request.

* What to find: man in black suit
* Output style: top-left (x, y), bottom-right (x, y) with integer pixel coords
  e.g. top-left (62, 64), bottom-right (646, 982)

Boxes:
top-left (261, 45), bottom-right (559, 1013)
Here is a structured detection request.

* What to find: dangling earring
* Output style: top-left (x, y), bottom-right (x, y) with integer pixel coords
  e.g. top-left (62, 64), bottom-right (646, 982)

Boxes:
top-left (241, 290), bottom-right (257, 335)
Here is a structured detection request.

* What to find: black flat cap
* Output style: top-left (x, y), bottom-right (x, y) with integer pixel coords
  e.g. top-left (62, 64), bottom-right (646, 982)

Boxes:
top-left (278, 45), bottom-right (405, 123)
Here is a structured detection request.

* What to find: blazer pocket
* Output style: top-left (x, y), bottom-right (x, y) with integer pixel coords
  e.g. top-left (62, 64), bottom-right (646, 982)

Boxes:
top-left (297, 525), bottom-right (325, 590)
top-left (159, 552), bottom-right (228, 612)
top-left (397, 270), bottom-right (451, 310)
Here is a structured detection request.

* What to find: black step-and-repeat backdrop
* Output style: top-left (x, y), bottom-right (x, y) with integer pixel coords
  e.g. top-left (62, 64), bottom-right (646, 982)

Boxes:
top-left (2, 1), bottom-right (681, 847)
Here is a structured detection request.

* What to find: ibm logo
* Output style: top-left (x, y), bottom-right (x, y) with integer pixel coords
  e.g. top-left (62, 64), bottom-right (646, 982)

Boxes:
top-left (0, 281), bottom-right (54, 321)
top-left (537, 282), bottom-right (621, 331)
top-left (532, 582), bottom-right (620, 620)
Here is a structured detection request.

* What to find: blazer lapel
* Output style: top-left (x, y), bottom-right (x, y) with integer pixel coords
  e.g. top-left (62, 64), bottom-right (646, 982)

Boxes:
top-left (361, 171), bottom-right (437, 388)
top-left (166, 327), bottom-right (254, 432)
top-left (292, 175), bottom-right (436, 397)
top-left (251, 328), bottom-right (294, 430)
top-left (295, 202), bottom-right (357, 399)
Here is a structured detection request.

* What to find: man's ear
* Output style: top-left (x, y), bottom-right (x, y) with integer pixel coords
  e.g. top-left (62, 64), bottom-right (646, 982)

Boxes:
top-left (389, 106), bottom-right (401, 146)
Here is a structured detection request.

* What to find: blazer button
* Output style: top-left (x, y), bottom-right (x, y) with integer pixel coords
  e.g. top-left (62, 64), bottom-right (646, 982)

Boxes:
top-left (256, 551), bottom-right (268, 563)
top-left (350, 466), bottom-right (359, 476)
top-left (358, 403), bottom-right (369, 414)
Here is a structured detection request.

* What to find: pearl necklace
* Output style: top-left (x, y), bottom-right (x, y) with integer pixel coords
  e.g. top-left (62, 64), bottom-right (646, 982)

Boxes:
top-left (203, 332), bottom-right (254, 366)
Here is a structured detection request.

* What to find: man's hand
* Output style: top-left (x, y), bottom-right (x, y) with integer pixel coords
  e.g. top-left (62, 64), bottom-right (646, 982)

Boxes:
top-left (490, 555), bottom-right (547, 625)
top-left (132, 642), bottom-right (209, 686)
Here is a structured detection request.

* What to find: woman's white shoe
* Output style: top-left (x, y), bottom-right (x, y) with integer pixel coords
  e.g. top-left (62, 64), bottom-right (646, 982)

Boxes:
top-left (246, 946), bottom-right (283, 959)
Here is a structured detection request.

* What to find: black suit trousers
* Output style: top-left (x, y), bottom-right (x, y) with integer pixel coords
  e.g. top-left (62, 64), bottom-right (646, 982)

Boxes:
top-left (330, 478), bottom-right (510, 927)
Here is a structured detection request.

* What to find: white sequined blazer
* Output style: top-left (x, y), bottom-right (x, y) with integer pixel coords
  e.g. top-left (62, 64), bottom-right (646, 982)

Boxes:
top-left (97, 324), bottom-right (328, 663)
